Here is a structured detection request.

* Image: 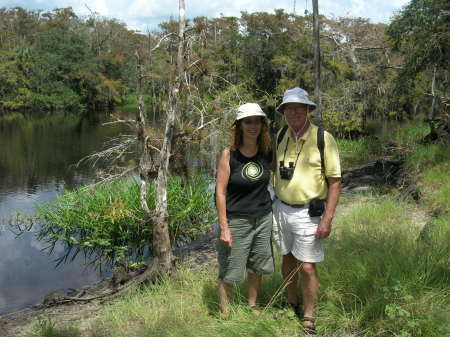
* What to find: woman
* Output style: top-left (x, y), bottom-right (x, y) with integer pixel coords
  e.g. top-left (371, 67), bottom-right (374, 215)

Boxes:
top-left (215, 103), bottom-right (274, 317)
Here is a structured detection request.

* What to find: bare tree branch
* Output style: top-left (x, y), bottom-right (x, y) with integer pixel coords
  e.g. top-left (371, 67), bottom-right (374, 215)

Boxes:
top-left (151, 32), bottom-right (175, 53)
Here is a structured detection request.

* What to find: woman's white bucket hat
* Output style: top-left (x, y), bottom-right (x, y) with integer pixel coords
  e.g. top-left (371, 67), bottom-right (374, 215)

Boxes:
top-left (276, 87), bottom-right (316, 113)
top-left (235, 103), bottom-right (267, 121)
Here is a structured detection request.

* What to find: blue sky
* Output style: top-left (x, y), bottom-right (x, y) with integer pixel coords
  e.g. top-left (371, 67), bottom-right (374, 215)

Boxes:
top-left (1, 0), bottom-right (411, 32)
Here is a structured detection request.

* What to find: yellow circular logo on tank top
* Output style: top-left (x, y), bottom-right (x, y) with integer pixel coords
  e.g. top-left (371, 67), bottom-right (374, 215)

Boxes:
top-left (241, 162), bottom-right (263, 181)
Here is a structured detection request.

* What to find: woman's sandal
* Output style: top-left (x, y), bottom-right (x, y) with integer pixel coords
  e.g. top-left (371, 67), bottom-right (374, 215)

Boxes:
top-left (248, 305), bottom-right (262, 315)
top-left (300, 317), bottom-right (317, 335)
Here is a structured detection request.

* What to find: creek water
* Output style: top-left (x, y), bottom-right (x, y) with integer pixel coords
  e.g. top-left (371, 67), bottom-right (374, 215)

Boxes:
top-left (0, 112), bottom-right (131, 315)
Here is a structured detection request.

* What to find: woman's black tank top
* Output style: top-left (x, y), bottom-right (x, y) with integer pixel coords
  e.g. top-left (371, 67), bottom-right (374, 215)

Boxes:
top-left (226, 150), bottom-right (272, 218)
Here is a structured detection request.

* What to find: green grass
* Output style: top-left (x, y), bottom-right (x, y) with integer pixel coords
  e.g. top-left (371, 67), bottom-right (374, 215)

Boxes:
top-left (27, 318), bottom-right (81, 337)
top-left (36, 175), bottom-right (216, 268)
top-left (319, 197), bottom-right (449, 336)
top-left (405, 142), bottom-right (450, 173)
top-left (336, 137), bottom-right (380, 167)
top-left (379, 121), bottom-right (430, 149)
top-left (336, 121), bottom-right (431, 168)
top-left (29, 196), bottom-right (444, 337)
top-left (86, 266), bottom-right (300, 337)
top-left (404, 141), bottom-right (450, 212)
top-left (418, 162), bottom-right (450, 212)
top-left (27, 121), bottom-right (449, 337)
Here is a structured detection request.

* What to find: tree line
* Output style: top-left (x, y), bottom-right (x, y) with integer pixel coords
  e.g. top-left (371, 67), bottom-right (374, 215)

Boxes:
top-left (0, 1), bottom-right (448, 137)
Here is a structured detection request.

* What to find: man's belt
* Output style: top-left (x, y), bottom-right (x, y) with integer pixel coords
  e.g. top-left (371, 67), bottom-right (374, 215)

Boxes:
top-left (279, 199), bottom-right (306, 208)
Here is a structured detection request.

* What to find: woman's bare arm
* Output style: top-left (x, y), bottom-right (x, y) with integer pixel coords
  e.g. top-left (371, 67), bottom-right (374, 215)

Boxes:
top-left (216, 148), bottom-right (232, 247)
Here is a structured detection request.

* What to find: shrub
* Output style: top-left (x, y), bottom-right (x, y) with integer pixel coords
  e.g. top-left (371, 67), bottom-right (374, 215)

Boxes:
top-left (36, 175), bottom-right (215, 268)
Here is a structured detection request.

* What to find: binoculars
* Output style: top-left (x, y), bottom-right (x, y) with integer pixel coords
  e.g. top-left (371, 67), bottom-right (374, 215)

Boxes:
top-left (279, 161), bottom-right (294, 180)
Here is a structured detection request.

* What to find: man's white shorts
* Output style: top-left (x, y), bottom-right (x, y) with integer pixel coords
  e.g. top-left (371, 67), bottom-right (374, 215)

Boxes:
top-left (272, 199), bottom-right (324, 263)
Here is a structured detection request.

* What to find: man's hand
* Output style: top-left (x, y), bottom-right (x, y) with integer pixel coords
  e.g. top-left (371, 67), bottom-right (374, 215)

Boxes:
top-left (315, 216), bottom-right (332, 240)
top-left (220, 226), bottom-right (233, 248)
top-left (315, 177), bottom-right (341, 240)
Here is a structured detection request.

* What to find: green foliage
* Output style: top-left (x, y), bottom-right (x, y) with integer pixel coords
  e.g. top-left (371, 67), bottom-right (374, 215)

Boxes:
top-left (79, 196), bottom-right (449, 337)
top-left (336, 121), bottom-right (431, 168)
top-left (27, 317), bottom-right (81, 337)
top-left (380, 121), bottom-right (430, 148)
top-left (117, 93), bottom-right (153, 114)
top-left (387, 0), bottom-right (449, 78)
top-left (405, 142), bottom-right (450, 172)
top-left (88, 266), bottom-right (299, 337)
top-left (336, 137), bottom-right (380, 167)
top-left (0, 7), bottom-right (131, 113)
top-left (322, 89), bottom-right (365, 138)
top-left (319, 197), bottom-right (449, 336)
top-left (0, 113), bottom-right (26, 130)
top-left (0, 5), bottom-right (445, 135)
top-left (36, 175), bottom-right (215, 268)
top-left (387, 0), bottom-right (449, 119)
top-left (419, 162), bottom-right (450, 212)
top-left (404, 137), bottom-right (450, 212)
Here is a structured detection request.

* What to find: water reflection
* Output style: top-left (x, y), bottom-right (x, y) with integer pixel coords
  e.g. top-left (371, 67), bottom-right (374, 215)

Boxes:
top-left (0, 112), bottom-right (128, 315)
top-left (0, 228), bottom-right (101, 314)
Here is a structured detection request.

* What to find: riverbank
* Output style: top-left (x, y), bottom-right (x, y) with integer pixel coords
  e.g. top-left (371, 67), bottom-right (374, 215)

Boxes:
top-left (5, 189), bottom-right (445, 337)
top-left (2, 123), bottom-right (449, 337)
top-left (0, 227), bottom-right (219, 337)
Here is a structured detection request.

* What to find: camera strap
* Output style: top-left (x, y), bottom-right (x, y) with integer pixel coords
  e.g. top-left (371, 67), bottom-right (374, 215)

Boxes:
top-left (277, 125), bottom-right (325, 174)
top-left (282, 136), bottom-right (303, 168)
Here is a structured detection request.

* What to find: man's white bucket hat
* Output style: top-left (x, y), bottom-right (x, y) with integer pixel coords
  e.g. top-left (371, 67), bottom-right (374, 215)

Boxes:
top-left (276, 87), bottom-right (316, 113)
top-left (235, 103), bottom-right (267, 121)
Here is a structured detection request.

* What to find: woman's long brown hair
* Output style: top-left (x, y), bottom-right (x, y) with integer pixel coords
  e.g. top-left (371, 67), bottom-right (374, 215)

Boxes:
top-left (229, 117), bottom-right (271, 155)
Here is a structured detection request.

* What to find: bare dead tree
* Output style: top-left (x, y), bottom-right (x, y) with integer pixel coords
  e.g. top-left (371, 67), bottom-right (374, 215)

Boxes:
top-left (429, 64), bottom-right (437, 136)
top-left (146, 0), bottom-right (186, 275)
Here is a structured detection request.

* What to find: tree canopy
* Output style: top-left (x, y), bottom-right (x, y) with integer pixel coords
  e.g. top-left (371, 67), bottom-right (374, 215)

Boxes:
top-left (0, 5), bottom-right (448, 136)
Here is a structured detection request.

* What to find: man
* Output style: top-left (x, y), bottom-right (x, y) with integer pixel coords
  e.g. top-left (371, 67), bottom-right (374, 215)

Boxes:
top-left (273, 87), bottom-right (341, 334)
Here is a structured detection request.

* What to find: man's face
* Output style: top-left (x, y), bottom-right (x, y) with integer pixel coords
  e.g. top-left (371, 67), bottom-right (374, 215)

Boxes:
top-left (283, 103), bottom-right (308, 130)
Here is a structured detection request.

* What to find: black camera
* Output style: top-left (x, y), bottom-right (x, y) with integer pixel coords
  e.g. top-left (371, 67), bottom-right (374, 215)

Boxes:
top-left (279, 161), bottom-right (295, 180)
top-left (308, 199), bottom-right (325, 217)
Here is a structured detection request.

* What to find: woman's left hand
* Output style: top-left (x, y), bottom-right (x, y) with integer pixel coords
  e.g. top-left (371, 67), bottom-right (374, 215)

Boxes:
top-left (220, 226), bottom-right (233, 248)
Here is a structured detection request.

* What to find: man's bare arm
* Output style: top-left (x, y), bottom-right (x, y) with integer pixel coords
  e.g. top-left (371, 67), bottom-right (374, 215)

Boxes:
top-left (315, 177), bottom-right (341, 240)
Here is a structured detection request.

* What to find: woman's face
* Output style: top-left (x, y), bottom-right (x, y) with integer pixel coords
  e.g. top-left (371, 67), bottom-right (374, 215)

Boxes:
top-left (240, 116), bottom-right (263, 139)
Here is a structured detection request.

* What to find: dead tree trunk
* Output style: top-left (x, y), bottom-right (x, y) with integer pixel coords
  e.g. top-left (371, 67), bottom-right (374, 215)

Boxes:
top-left (134, 0), bottom-right (185, 278)
top-left (428, 64), bottom-right (437, 136)
top-left (135, 49), bottom-right (172, 276)
top-left (312, 0), bottom-right (322, 123)
top-left (150, 0), bottom-right (186, 273)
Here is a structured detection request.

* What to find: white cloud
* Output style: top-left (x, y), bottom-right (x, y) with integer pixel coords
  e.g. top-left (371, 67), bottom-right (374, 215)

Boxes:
top-left (350, 0), bottom-right (366, 16)
top-left (1, 1), bottom-right (409, 31)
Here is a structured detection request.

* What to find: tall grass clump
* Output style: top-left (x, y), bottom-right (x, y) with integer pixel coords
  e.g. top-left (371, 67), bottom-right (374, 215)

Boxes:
top-left (27, 317), bottom-right (81, 337)
top-left (88, 266), bottom-right (298, 337)
top-left (419, 162), bottom-right (450, 212)
top-left (405, 142), bottom-right (450, 212)
top-left (336, 121), bottom-right (429, 168)
top-left (47, 196), bottom-right (448, 337)
top-left (336, 137), bottom-right (380, 167)
top-left (405, 142), bottom-right (450, 173)
top-left (381, 121), bottom-right (429, 149)
top-left (36, 175), bottom-right (215, 268)
top-left (318, 197), bottom-right (449, 336)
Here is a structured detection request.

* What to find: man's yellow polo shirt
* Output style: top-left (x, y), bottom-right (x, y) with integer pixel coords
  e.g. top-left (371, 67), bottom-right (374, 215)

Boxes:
top-left (274, 123), bottom-right (341, 204)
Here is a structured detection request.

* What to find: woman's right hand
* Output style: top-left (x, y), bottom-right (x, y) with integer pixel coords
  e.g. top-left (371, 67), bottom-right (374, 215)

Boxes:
top-left (220, 226), bottom-right (232, 248)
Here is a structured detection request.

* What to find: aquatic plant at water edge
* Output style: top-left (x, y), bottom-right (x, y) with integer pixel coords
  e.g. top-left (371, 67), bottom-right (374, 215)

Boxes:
top-left (35, 175), bottom-right (215, 268)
